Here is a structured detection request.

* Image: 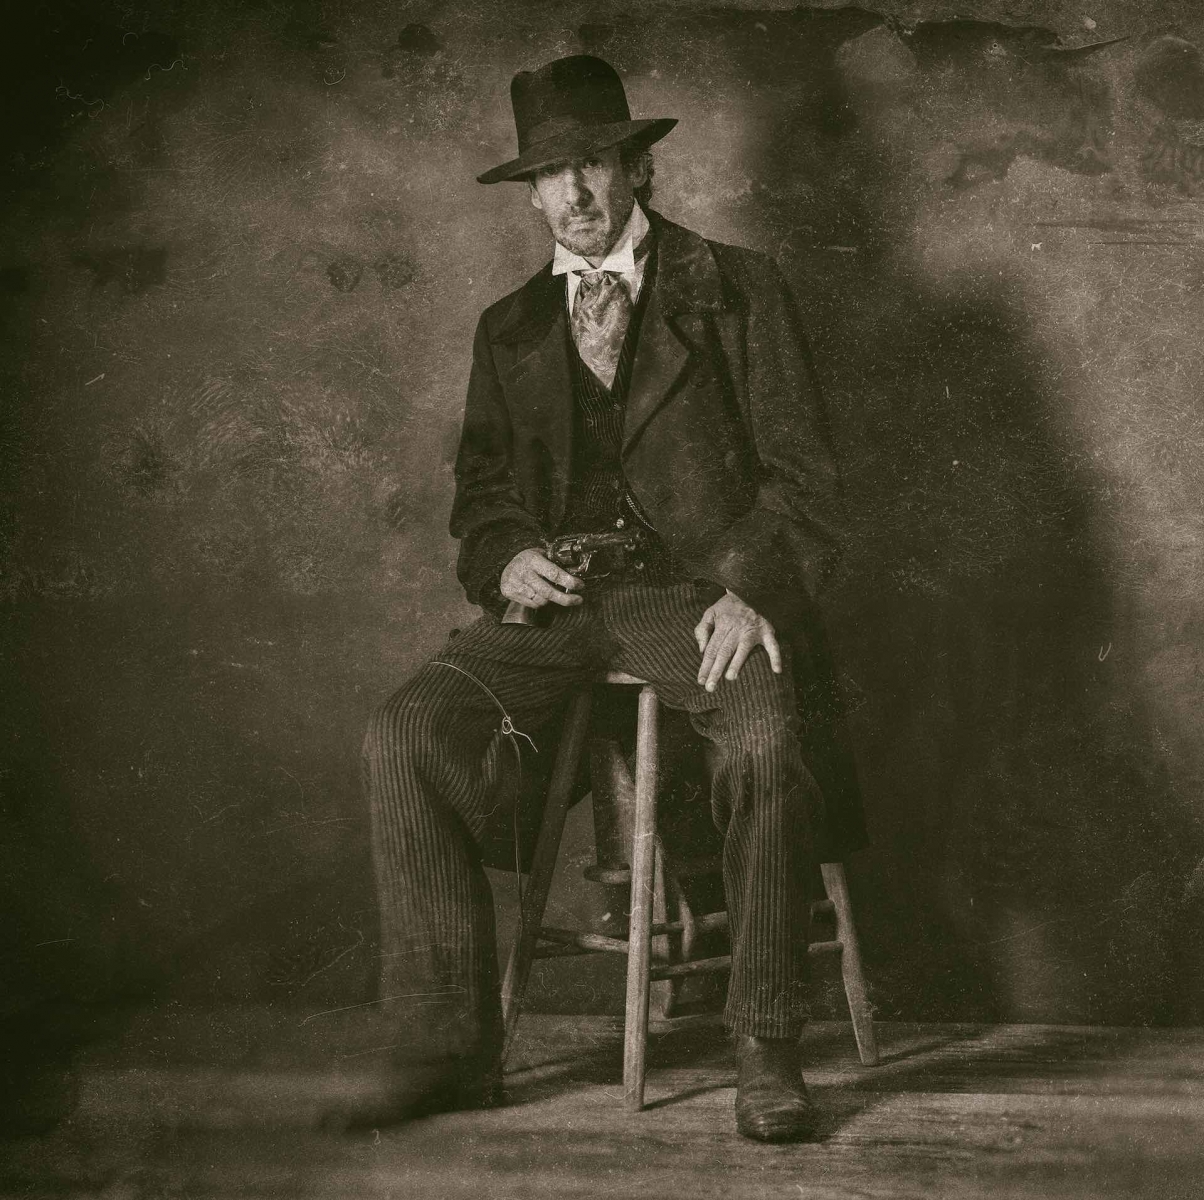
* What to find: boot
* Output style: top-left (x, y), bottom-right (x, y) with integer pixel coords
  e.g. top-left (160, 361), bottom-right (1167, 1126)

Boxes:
top-left (734, 1035), bottom-right (817, 1143)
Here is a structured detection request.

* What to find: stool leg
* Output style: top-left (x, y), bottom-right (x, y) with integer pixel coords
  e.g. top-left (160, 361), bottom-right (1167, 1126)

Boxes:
top-left (500, 689), bottom-right (593, 1063)
top-left (590, 735), bottom-right (637, 937)
top-left (820, 861), bottom-right (879, 1066)
top-left (623, 685), bottom-right (659, 1111)
top-left (649, 841), bottom-right (672, 1021)
top-left (658, 868), bottom-right (694, 1020)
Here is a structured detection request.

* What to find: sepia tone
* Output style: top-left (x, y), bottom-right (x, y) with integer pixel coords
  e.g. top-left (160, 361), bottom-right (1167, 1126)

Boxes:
top-left (3, 0), bottom-right (1204, 1194)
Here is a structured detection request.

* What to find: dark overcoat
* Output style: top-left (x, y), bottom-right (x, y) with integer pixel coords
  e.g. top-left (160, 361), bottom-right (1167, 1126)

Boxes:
top-left (450, 209), bottom-right (868, 858)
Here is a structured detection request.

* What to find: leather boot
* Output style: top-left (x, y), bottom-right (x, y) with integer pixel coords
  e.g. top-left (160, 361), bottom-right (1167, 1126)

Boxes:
top-left (319, 1051), bottom-right (504, 1135)
top-left (734, 1035), bottom-right (817, 1143)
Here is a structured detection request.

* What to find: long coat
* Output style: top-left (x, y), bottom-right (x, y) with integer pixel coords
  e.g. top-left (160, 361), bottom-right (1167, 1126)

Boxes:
top-left (450, 209), bottom-right (868, 859)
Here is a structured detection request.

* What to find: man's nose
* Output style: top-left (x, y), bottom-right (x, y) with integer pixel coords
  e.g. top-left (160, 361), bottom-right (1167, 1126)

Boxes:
top-left (565, 168), bottom-right (592, 204)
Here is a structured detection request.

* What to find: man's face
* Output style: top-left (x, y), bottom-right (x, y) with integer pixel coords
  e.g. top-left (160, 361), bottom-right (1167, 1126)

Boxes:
top-left (527, 145), bottom-right (647, 261)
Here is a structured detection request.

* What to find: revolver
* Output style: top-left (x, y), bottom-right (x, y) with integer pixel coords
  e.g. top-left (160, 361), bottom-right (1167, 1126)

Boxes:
top-left (501, 528), bottom-right (645, 626)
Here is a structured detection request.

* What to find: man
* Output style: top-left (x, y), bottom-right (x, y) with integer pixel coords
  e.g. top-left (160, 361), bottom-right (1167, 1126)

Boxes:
top-left (337, 54), bottom-right (866, 1143)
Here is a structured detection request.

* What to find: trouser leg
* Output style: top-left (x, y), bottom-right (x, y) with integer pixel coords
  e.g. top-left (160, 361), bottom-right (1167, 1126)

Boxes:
top-left (700, 672), bottom-right (816, 1038)
top-left (601, 583), bottom-right (820, 1039)
top-left (362, 617), bottom-right (589, 1061)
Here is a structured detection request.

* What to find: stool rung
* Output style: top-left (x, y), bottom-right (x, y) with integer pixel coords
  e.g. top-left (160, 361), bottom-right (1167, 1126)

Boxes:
top-left (584, 855), bottom-right (725, 885)
top-left (650, 954), bottom-right (731, 980)
top-left (539, 926), bottom-right (628, 954)
top-left (646, 938), bottom-right (843, 980)
top-left (533, 943), bottom-right (591, 959)
top-left (653, 911), bottom-right (728, 936)
top-left (540, 911), bottom-right (730, 950)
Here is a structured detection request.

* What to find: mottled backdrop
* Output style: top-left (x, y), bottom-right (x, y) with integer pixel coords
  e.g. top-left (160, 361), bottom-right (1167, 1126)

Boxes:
top-left (4, 0), bottom-right (1204, 1052)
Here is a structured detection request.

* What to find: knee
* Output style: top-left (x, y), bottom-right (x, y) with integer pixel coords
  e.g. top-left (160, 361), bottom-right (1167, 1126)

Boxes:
top-left (362, 677), bottom-right (449, 766)
top-left (722, 713), bottom-right (801, 765)
top-left (714, 718), bottom-right (821, 825)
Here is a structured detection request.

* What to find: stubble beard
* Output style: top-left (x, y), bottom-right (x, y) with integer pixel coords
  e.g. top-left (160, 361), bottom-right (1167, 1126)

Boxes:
top-left (554, 213), bottom-right (613, 259)
top-left (553, 221), bottom-right (611, 258)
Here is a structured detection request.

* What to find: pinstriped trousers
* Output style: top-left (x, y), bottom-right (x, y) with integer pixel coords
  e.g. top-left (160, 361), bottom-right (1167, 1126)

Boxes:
top-left (362, 580), bottom-right (820, 1061)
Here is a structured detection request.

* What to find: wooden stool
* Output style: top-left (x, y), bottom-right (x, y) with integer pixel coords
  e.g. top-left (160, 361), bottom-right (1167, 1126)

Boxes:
top-left (499, 672), bottom-right (879, 1111)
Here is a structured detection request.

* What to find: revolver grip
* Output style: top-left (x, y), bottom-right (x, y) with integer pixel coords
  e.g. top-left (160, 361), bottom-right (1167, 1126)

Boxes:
top-left (501, 600), bottom-right (541, 626)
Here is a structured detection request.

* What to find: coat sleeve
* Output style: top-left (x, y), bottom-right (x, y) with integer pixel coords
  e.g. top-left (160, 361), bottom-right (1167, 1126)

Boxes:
top-left (449, 314), bottom-right (545, 613)
top-left (695, 255), bottom-right (848, 631)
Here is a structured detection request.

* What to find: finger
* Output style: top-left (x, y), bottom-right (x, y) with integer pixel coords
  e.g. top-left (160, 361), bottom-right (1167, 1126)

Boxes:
top-left (510, 584), bottom-right (546, 608)
top-left (694, 608), bottom-right (716, 654)
top-left (763, 628), bottom-right (783, 675)
top-left (500, 578), bottom-right (533, 605)
top-left (704, 631), bottom-right (738, 692)
top-left (519, 565), bottom-right (573, 598)
top-left (529, 575), bottom-right (583, 606)
top-left (532, 575), bottom-right (577, 604)
top-left (724, 636), bottom-right (756, 681)
top-left (533, 559), bottom-right (584, 592)
top-left (697, 619), bottom-right (725, 684)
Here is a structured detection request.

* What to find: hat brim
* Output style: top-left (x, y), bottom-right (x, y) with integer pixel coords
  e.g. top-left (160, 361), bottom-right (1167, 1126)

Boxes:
top-left (476, 117), bottom-right (677, 184)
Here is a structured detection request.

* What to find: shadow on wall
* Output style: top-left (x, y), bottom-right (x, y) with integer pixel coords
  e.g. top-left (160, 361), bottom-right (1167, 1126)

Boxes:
top-left (693, 9), bottom-right (1196, 1023)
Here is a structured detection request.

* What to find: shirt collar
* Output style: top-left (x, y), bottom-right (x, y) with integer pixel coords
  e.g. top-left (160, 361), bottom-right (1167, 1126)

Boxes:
top-left (551, 203), bottom-right (650, 278)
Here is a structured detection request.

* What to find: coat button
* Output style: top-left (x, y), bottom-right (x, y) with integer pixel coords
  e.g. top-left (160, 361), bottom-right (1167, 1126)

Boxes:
top-left (615, 517), bottom-right (626, 529)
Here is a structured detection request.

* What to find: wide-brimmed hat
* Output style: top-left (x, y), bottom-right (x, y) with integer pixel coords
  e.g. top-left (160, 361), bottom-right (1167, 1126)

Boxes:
top-left (477, 55), bottom-right (676, 185)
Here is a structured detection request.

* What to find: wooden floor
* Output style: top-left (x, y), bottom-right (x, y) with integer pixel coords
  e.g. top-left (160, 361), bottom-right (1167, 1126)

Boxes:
top-left (4, 1008), bottom-right (1204, 1199)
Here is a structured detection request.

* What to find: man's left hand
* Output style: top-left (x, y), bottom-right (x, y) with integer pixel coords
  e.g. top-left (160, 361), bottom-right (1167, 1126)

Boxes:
top-left (694, 590), bottom-right (783, 692)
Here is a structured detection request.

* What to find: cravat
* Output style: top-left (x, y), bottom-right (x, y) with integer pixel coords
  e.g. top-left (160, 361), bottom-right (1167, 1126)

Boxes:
top-left (570, 270), bottom-right (632, 390)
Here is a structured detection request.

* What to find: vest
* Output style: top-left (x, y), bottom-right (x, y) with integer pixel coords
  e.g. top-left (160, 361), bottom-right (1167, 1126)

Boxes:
top-left (559, 250), bottom-right (674, 581)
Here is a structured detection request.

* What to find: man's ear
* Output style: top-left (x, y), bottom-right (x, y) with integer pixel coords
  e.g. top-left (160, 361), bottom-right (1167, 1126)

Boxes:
top-left (626, 151), bottom-right (650, 191)
top-left (527, 179), bottom-right (543, 211)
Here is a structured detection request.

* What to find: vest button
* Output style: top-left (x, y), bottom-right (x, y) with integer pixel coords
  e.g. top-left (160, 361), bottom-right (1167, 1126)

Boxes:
top-left (615, 517), bottom-right (626, 529)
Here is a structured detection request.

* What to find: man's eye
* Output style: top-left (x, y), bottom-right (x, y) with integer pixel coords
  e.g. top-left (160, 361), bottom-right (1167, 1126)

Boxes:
top-left (584, 157), bottom-right (601, 168)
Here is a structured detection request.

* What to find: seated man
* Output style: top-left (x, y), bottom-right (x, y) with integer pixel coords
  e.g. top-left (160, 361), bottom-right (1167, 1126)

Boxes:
top-left (337, 54), bottom-right (866, 1143)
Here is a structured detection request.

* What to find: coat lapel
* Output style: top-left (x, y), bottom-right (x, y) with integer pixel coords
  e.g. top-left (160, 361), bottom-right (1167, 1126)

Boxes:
top-left (623, 280), bottom-right (689, 454)
top-left (623, 212), bottom-right (728, 455)
top-left (494, 266), bottom-right (574, 525)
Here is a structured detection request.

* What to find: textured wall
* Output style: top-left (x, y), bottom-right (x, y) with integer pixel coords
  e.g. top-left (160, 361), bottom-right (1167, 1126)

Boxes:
top-left (3, 1), bottom-right (1204, 1035)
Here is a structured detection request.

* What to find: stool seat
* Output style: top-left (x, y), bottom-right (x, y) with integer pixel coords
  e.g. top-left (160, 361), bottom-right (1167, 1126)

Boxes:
top-left (600, 670), bottom-right (649, 686)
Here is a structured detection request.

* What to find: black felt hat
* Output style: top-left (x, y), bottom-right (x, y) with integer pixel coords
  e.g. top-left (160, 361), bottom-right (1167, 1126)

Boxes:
top-left (477, 55), bottom-right (677, 185)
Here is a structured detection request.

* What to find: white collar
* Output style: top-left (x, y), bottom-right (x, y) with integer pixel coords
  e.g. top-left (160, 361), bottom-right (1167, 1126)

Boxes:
top-left (551, 203), bottom-right (650, 278)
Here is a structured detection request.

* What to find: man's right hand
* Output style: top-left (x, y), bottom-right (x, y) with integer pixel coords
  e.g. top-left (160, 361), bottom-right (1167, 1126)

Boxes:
top-left (500, 548), bottom-right (585, 610)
